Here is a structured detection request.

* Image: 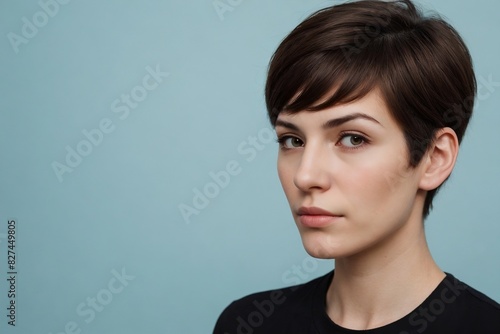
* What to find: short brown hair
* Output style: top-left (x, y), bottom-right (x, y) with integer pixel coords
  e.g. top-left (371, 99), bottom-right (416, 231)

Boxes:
top-left (265, 0), bottom-right (476, 218)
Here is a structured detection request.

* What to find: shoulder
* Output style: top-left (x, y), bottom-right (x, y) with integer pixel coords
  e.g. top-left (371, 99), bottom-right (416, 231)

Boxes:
top-left (213, 271), bottom-right (332, 334)
top-left (424, 273), bottom-right (500, 333)
top-left (445, 273), bottom-right (500, 310)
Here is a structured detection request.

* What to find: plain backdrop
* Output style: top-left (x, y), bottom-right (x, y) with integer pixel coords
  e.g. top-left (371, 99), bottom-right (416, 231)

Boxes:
top-left (0, 0), bottom-right (499, 333)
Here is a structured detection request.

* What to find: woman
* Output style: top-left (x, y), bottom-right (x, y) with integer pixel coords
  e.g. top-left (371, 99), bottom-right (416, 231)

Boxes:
top-left (214, 0), bottom-right (500, 333)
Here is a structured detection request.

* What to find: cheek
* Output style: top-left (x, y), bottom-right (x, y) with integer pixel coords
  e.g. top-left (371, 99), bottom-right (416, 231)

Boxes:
top-left (277, 158), bottom-right (295, 196)
top-left (346, 151), bottom-right (416, 210)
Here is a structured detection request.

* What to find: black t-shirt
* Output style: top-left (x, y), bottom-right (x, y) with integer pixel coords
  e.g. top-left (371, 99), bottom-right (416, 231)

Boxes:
top-left (213, 271), bottom-right (500, 333)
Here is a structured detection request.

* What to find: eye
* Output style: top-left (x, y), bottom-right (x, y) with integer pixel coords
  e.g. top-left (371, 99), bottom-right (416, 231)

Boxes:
top-left (277, 136), bottom-right (304, 149)
top-left (338, 133), bottom-right (366, 148)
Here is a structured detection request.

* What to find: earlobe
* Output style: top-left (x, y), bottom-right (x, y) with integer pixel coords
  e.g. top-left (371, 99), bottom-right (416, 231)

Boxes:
top-left (419, 127), bottom-right (459, 191)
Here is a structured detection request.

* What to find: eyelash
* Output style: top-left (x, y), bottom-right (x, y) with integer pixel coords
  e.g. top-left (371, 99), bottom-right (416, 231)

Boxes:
top-left (337, 132), bottom-right (370, 150)
top-left (276, 132), bottom-right (369, 151)
top-left (276, 136), bottom-right (303, 150)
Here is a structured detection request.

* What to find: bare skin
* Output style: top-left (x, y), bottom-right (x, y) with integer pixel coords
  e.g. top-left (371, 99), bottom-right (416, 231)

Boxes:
top-left (275, 89), bottom-right (458, 329)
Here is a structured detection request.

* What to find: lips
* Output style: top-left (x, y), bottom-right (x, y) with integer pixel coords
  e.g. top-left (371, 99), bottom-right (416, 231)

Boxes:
top-left (297, 206), bottom-right (337, 216)
top-left (297, 206), bottom-right (343, 228)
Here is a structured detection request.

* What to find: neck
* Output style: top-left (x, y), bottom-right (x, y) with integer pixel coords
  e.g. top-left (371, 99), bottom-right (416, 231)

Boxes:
top-left (326, 217), bottom-right (445, 330)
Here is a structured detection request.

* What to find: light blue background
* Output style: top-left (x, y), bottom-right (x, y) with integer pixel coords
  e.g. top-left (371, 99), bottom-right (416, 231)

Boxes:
top-left (0, 0), bottom-right (499, 333)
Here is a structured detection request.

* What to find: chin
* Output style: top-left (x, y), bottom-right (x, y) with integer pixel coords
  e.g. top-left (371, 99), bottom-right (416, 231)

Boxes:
top-left (300, 233), bottom-right (348, 259)
top-left (299, 227), bottom-right (373, 260)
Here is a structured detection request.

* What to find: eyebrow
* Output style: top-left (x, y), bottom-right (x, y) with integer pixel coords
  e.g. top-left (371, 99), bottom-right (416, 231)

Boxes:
top-left (275, 112), bottom-right (382, 130)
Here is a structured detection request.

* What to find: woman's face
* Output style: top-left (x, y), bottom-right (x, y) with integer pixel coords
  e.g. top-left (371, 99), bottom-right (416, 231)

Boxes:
top-left (275, 89), bottom-right (427, 259)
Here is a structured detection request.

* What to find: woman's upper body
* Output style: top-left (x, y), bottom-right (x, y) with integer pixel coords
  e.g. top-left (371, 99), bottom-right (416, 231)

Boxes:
top-left (214, 88), bottom-right (500, 333)
top-left (214, 0), bottom-right (499, 332)
top-left (214, 270), bottom-right (500, 333)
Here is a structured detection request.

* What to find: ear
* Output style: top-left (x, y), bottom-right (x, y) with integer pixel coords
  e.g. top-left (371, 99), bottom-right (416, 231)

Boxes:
top-left (419, 127), bottom-right (459, 191)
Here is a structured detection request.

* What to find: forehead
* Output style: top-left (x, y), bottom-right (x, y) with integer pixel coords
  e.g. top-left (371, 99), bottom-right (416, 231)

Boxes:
top-left (276, 89), bottom-right (394, 127)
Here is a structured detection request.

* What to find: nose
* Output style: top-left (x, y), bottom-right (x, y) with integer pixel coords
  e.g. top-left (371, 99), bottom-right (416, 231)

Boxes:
top-left (293, 143), bottom-right (331, 193)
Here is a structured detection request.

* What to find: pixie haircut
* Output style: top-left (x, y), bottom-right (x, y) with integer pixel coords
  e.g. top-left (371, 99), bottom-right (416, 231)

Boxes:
top-left (265, 0), bottom-right (476, 218)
